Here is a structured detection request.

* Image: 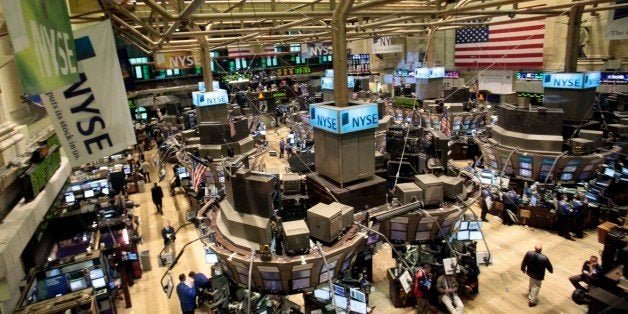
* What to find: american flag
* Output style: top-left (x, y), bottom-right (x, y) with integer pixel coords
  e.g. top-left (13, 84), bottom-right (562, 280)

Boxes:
top-left (229, 120), bottom-right (237, 138)
top-left (227, 47), bottom-right (251, 58)
top-left (440, 109), bottom-right (451, 137)
top-left (191, 159), bottom-right (207, 191)
top-left (454, 17), bottom-right (545, 69)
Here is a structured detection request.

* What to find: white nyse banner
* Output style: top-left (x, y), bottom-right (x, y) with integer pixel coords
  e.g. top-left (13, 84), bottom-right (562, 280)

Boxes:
top-left (42, 20), bottom-right (135, 166)
top-left (605, 1), bottom-right (628, 39)
top-left (372, 36), bottom-right (403, 54)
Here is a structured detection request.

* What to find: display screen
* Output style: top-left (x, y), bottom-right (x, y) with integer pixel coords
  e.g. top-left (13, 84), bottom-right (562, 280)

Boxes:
top-left (564, 166), bottom-right (577, 172)
top-left (84, 189), bottom-right (94, 198)
top-left (603, 168), bottom-right (615, 177)
top-left (333, 284), bottom-right (345, 297)
top-left (516, 71), bottom-right (543, 80)
top-left (349, 300), bottom-right (367, 314)
top-left (71, 185), bottom-right (81, 191)
top-left (560, 172), bottom-right (574, 181)
top-left (622, 167), bottom-right (628, 175)
top-left (101, 187), bottom-right (109, 195)
top-left (90, 269), bottom-right (104, 279)
top-left (123, 165), bottom-right (131, 175)
top-left (65, 193), bottom-right (76, 203)
top-left (92, 277), bottom-right (106, 289)
top-left (459, 221), bottom-right (469, 230)
top-left (468, 221), bottom-right (482, 230)
top-left (601, 72), bottom-right (628, 84)
top-left (530, 195), bottom-right (538, 206)
top-left (585, 192), bottom-right (598, 202)
top-left (314, 289), bottom-right (331, 300)
top-left (350, 287), bottom-right (366, 303)
top-left (445, 70), bottom-right (460, 78)
top-left (70, 278), bottom-right (87, 292)
top-left (469, 231), bottom-right (483, 240)
top-left (520, 169), bottom-right (532, 177)
top-left (457, 231), bottom-right (470, 241)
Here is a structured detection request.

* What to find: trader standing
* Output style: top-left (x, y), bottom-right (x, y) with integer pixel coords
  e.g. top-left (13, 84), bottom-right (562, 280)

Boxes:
top-left (162, 220), bottom-right (176, 256)
top-left (176, 273), bottom-right (196, 314)
top-left (151, 183), bottom-right (164, 215)
top-left (521, 244), bottom-right (553, 307)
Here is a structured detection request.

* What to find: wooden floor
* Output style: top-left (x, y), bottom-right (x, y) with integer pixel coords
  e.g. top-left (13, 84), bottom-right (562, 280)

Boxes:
top-left (118, 138), bottom-right (600, 313)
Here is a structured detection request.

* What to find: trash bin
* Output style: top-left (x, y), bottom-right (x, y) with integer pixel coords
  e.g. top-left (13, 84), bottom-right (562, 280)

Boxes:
top-left (140, 250), bottom-right (152, 271)
top-left (137, 180), bottom-right (146, 193)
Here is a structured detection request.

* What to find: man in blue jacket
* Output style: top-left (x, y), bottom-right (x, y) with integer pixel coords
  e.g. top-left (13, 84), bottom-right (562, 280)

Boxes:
top-left (176, 273), bottom-right (197, 314)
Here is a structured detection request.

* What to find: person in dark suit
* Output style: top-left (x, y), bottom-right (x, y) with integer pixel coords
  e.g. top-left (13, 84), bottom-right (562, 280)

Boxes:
top-left (151, 183), bottom-right (164, 214)
top-left (176, 273), bottom-right (196, 314)
top-left (569, 255), bottom-right (602, 290)
top-left (521, 244), bottom-right (553, 307)
top-left (557, 194), bottom-right (574, 240)
top-left (162, 221), bottom-right (176, 256)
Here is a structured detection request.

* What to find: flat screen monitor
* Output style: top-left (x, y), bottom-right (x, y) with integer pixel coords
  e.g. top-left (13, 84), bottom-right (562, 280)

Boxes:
top-left (314, 289), bottom-right (331, 300)
top-left (622, 167), bottom-right (628, 175)
top-left (350, 300), bottom-right (367, 314)
top-left (469, 231), bottom-right (483, 240)
top-left (564, 166), bottom-right (578, 173)
top-left (459, 221), bottom-right (469, 230)
top-left (70, 278), bottom-right (87, 292)
top-left (349, 288), bottom-right (366, 303)
top-left (333, 284), bottom-right (345, 297)
top-left (292, 278), bottom-right (309, 290)
top-left (92, 277), bottom-right (106, 289)
top-left (603, 168), bottom-right (615, 177)
top-left (177, 166), bottom-right (187, 174)
top-left (65, 193), bottom-right (75, 203)
top-left (71, 185), bottom-right (81, 192)
top-left (179, 172), bottom-right (190, 179)
top-left (89, 269), bottom-right (104, 279)
top-left (84, 189), bottom-right (94, 198)
top-left (457, 231), bottom-right (470, 241)
top-left (205, 253), bottom-right (218, 264)
top-left (560, 173), bottom-right (574, 181)
top-left (334, 296), bottom-right (348, 310)
top-left (123, 165), bottom-right (131, 175)
top-left (468, 221), bottom-right (482, 230)
top-left (480, 177), bottom-right (492, 185)
top-left (585, 192), bottom-right (598, 202)
top-left (519, 169), bottom-right (532, 177)
top-left (127, 252), bottom-right (138, 260)
top-left (101, 187), bottom-right (109, 195)
top-left (530, 195), bottom-right (538, 206)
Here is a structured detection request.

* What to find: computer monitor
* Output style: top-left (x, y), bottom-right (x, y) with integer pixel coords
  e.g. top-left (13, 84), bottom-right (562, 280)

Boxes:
top-left (467, 221), bottom-right (482, 230)
top-left (64, 193), bottom-right (75, 203)
top-left (349, 288), bottom-right (366, 303)
top-left (205, 253), bottom-right (218, 264)
top-left (101, 187), bottom-right (109, 195)
top-left (71, 185), bottom-right (81, 192)
top-left (70, 278), bottom-right (87, 292)
top-left (127, 252), bottom-right (138, 260)
top-left (89, 269), bottom-right (104, 279)
top-left (92, 277), bottom-right (106, 289)
top-left (84, 189), bottom-right (94, 198)
top-left (603, 168), bottom-right (615, 177)
top-left (177, 166), bottom-right (187, 174)
top-left (333, 284), bottom-right (345, 297)
top-left (457, 231), bottom-right (470, 241)
top-left (349, 300), bottom-right (367, 314)
top-left (564, 166), bottom-right (577, 173)
top-left (179, 172), bottom-right (190, 180)
top-left (314, 289), bottom-right (331, 300)
top-left (334, 296), bottom-right (348, 309)
top-left (560, 173), bottom-right (574, 181)
top-left (469, 231), bottom-right (483, 240)
top-left (585, 192), bottom-right (599, 202)
top-left (459, 221), bottom-right (469, 230)
top-left (123, 165), bottom-right (131, 175)
top-left (622, 167), bottom-right (628, 175)
top-left (530, 195), bottom-right (538, 206)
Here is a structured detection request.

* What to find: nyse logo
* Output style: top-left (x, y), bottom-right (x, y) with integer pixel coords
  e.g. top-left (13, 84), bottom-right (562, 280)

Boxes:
top-left (311, 107), bottom-right (338, 131)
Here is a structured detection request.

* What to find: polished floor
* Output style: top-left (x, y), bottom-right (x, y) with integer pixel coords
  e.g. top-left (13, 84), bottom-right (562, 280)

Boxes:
top-left (118, 142), bottom-right (599, 314)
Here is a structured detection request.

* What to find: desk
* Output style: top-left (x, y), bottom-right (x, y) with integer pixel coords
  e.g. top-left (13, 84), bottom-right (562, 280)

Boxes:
top-left (520, 205), bottom-right (555, 230)
top-left (587, 286), bottom-right (628, 313)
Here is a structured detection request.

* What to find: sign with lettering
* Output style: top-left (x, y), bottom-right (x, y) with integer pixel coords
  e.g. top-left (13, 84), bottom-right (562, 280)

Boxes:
top-left (41, 20), bottom-right (135, 166)
top-left (198, 81), bottom-right (221, 92)
top-left (154, 50), bottom-right (201, 70)
top-left (372, 36), bottom-right (403, 54)
top-left (543, 72), bottom-right (601, 89)
top-left (310, 103), bottom-right (378, 134)
top-left (605, 0), bottom-right (628, 40)
top-left (192, 89), bottom-right (229, 107)
top-left (415, 67), bottom-right (445, 79)
top-left (303, 43), bottom-right (333, 57)
top-left (1, 0), bottom-right (80, 95)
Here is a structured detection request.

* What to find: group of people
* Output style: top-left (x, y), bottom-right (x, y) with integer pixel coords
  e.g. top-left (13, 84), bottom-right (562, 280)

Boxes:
top-left (412, 263), bottom-right (465, 314)
top-left (176, 271), bottom-right (210, 314)
top-left (557, 192), bottom-right (589, 240)
top-left (278, 130), bottom-right (297, 159)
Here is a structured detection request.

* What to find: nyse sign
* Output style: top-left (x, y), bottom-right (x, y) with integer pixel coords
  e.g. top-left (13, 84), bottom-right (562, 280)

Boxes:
top-left (310, 103), bottom-right (378, 134)
top-left (543, 72), bottom-right (601, 89)
top-left (192, 89), bottom-right (229, 107)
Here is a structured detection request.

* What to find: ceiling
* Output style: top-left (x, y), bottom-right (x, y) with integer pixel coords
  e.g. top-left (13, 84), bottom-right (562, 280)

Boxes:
top-left (66, 0), bottom-right (626, 54)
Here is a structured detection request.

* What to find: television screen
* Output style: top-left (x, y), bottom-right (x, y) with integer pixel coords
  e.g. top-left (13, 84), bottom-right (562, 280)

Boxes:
top-left (70, 278), bottom-right (87, 292)
top-left (65, 193), bottom-right (75, 203)
top-left (457, 231), bottom-right (470, 241)
top-left (350, 287), bottom-right (366, 303)
top-left (84, 189), bottom-right (94, 198)
top-left (177, 166), bottom-right (187, 174)
top-left (585, 192), bottom-right (598, 202)
top-left (459, 221), bottom-right (469, 230)
top-left (101, 187), bottom-right (109, 195)
top-left (349, 300), bottom-right (367, 314)
top-left (520, 162), bottom-right (532, 170)
top-left (89, 269), bottom-right (104, 279)
top-left (333, 284), bottom-right (345, 297)
top-left (603, 168), bottom-right (615, 177)
top-left (92, 277), bottom-right (106, 289)
top-left (127, 253), bottom-right (138, 260)
top-left (123, 165), bottom-right (131, 175)
top-left (71, 185), bottom-right (81, 191)
top-left (468, 221), bottom-right (482, 230)
top-left (564, 166), bottom-right (577, 172)
top-left (622, 167), bottom-right (628, 175)
top-left (335, 296), bottom-right (348, 310)
top-left (520, 169), bottom-right (532, 177)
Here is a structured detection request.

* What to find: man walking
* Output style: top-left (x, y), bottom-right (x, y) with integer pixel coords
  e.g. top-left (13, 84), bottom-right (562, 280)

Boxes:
top-left (141, 159), bottom-right (151, 182)
top-left (521, 244), bottom-right (553, 307)
top-left (151, 183), bottom-right (164, 214)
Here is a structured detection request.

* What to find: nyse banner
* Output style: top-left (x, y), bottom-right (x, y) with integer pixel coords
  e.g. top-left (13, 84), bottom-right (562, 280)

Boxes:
top-left (372, 36), bottom-right (403, 54)
top-left (1, 0), bottom-right (79, 95)
top-left (310, 103), bottom-right (378, 134)
top-left (154, 50), bottom-right (202, 70)
top-left (42, 20), bottom-right (135, 166)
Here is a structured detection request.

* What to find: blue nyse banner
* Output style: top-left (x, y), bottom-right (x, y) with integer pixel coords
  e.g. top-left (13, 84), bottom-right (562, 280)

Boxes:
top-left (192, 89), bottom-right (229, 106)
top-left (543, 72), bottom-right (601, 89)
top-left (310, 103), bottom-right (378, 134)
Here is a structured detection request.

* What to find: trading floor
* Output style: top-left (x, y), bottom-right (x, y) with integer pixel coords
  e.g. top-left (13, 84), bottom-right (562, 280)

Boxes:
top-left (120, 146), bottom-right (598, 314)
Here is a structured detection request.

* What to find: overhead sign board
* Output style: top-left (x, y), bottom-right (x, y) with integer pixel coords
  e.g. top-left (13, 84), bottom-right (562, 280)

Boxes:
top-left (543, 72), bottom-right (601, 89)
top-left (1, 0), bottom-right (80, 95)
top-left (372, 36), bottom-right (403, 54)
top-left (415, 67), bottom-right (445, 79)
top-left (198, 81), bottom-right (221, 92)
top-left (321, 76), bottom-right (357, 90)
top-left (154, 50), bottom-right (201, 70)
top-left (309, 102), bottom-right (379, 134)
top-left (192, 89), bottom-right (229, 107)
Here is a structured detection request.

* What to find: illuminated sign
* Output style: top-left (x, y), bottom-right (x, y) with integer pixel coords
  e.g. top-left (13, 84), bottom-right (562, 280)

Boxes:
top-left (192, 89), bottom-right (229, 106)
top-left (198, 81), bottom-right (221, 92)
top-left (321, 77), bottom-right (334, 90)
top-left (309, 102), bottom-right (379, 134)
top-left (543, 72), bottom-right (601, 89)
top-left (415, 67), bottom-right (445, 79)
top-left (348, 76), bottom-right (355, 89)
